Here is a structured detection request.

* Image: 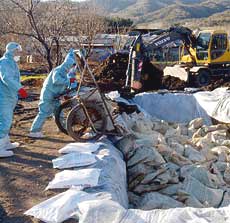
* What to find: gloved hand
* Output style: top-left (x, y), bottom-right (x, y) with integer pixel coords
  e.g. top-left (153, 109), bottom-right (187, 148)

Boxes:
top-left (70, 78), bottom-right (76, 83)
top-left (69, 78), bottom-right (78, 89)
top-left (18, 88), bottom-right (28, 98)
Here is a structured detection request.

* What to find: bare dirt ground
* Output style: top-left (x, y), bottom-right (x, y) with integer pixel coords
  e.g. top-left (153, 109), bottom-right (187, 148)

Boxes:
top-left (0, 88), bottom-right (76, 223)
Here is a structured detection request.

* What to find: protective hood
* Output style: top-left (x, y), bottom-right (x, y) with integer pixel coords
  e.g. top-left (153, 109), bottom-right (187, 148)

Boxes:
top-left (62, 49), bottom-right (76, 70)
top-left (5, 42), bottom-right (22, 57)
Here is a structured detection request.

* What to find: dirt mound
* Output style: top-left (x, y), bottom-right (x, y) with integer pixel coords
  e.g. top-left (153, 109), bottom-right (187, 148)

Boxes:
top-left (94, 52), bottom-right (129, 81)
top-left (93, 53), bottom-right (229, 93)
top-left (22, 78), bottom-right (44, 88)
top-left (202, 77), bottom-right (230, 91)
top-left (91, 52), bottom-right (129, 92)
top-left (93, 52), bottom-right (164, 92)
top-left (162, 75), bottom-right (187, 90)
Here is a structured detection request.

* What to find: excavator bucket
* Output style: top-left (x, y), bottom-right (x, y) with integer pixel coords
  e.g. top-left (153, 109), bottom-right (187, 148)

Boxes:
top-left (163, 65), bottom-right (189, 82)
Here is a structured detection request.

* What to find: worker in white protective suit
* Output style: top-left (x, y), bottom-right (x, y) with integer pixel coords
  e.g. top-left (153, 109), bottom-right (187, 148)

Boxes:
top-left (0, 42), bottom-right (28, 158)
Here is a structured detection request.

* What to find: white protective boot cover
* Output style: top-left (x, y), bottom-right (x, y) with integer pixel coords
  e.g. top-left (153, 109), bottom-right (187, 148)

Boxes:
top-left (5, 135), bottom-right (20, 150)
top-left (28, 132), bottom-right (45, 139)
top-left (0, 137), bottom-right (14, 157)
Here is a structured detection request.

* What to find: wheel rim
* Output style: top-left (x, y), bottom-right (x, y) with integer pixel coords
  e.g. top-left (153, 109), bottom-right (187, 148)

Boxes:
top-left (55, 99), bottom-right (78, 135)
top-left (68, 104), bottom-right (105, 141)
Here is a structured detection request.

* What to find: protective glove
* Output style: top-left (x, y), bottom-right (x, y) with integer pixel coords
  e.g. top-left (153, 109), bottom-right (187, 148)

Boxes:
top-left (18, 88), bottom-right (28, 98)
top-left (69, 78), bottom-right (78, 89)
top-left (70, 78), bottom-right (76, 84)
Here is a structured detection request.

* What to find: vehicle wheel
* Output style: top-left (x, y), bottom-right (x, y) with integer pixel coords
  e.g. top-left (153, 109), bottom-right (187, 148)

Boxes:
top-left (66, 101), bottom-right (107, 142)
top-left (55, 98), bottom-right (78, 135)
top-left (195, 69), bottom-right (210, 87)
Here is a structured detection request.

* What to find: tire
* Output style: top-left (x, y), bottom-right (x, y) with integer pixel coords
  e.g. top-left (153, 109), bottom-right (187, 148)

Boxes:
top-left (195, 69), bottom-right (210, 87)
top-left (66, 101), bottom-right (107, 142)
top-left (55, 98), bottom-right (78, 135)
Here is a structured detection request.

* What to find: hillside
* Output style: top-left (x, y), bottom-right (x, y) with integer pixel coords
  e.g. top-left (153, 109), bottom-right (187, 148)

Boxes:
top-left (92, 0), bottom-right (230, 27)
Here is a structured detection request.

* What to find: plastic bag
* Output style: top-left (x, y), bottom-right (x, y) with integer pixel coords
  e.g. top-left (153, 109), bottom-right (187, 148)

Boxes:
top-left (52, 152), bottom-right (97, 169)
top-left (59, 142), bottom-right (103, 154)
top-left (181, 176), bottom-right (224, 207)
top-left (25, 189), bottom-right (96, 223)
top-left (46, 169), bottom-right (101, 190)
top-left (138, 192), bottom-right (184, 210)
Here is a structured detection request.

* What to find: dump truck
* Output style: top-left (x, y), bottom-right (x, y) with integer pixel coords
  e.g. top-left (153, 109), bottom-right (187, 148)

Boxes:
top-left (125, 26), bottom-right (230, 90)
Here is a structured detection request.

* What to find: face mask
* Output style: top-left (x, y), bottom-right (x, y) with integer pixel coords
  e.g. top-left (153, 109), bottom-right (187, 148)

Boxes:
top-left (14, 56), bottom-right (20, 62)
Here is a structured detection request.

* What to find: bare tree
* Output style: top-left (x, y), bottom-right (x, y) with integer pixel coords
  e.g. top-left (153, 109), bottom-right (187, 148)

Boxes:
top-left (1, 0), bottom-right (77, 71)
top-left (72, 2), bottom-right (107, 58)
top-left (0, 0), bottom-right (107, 70)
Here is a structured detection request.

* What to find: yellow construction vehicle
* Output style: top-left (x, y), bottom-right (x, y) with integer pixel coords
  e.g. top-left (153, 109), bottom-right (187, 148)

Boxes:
top-left (126, 27), bottom-right (230, 89)
top-left (174, 29), bottom-right (230, 86)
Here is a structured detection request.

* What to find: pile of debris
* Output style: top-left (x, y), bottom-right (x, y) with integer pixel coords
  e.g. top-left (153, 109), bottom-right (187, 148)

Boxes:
top-left (92, 52), bottom-right (129, 92)
top-left (161, 75), bottom-right (187, 91)
top-left (116, 112), bottom-right (230, 210)
top-left (202, 78), bottom-right (230, 91)
top-left (93, 53), bottom-right (189, 92)
top-left (22, 78), bottom-right (44, 89)
top-left (20, 63), bottom-right (48, 75)
top-left (93, 52), bottom-right (167, 92)
top-left (94, 52), bottom-right (129, 81)
top-left (92, 52), bottom-right (230, 93)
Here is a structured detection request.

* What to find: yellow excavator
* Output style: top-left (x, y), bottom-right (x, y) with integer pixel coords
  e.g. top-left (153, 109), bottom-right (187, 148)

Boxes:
top-left (126, 26), bottom-right (230, 89)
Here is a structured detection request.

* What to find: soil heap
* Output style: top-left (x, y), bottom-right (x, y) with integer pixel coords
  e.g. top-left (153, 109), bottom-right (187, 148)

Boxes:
top-left (93, 53), bottom-right (230, 92)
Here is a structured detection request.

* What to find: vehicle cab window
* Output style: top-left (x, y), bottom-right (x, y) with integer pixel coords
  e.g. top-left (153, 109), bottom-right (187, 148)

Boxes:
top-left (196, 32), bottom-right (211, 60)
top-left (211, 33), bottom-right (227, 60)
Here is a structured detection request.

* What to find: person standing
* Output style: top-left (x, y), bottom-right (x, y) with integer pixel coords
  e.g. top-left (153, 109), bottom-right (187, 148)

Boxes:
top-left (29, 49), bottom-right (77, 138)
top-left (0, 42), bottom-right (28, 158)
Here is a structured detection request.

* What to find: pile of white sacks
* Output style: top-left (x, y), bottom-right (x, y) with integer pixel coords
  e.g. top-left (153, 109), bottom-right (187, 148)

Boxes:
top-left (24, 110), bottom-right (230, 223)
top-left (116, 112), bottom-right (230, 210)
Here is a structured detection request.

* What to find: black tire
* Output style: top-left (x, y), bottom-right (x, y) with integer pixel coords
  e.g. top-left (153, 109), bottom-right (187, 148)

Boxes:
top-left (195, 69), bottom-right (210, 87)
top-left (55, 98), bottom-right (78, 135)
top-left (66, 101), bottom-right (107, 142)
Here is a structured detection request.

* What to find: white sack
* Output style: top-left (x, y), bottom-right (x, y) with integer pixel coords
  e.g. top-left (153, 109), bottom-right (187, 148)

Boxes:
top-left (52, 152), bottom-right (97, 169)
top-left (181, 176), bottom-right (224, 207)
top-left (138, 192), bottom-right (184, 210)
top-left (58, 142), bottom-right (103, 154)
top-left (46, 169), bottom-right (100, 190)
top-left (24, 189), bottom-right (96, 223)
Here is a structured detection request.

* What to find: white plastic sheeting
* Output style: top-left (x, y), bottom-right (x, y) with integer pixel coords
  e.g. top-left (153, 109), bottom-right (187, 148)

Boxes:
top-left (194, 88), bottom-right (230, 123)
top-left (133, 88), bottom-right (230, 124)
top-left (78, 199), bottom-right (230, 223)
top-left (133, 92), bottom-right (212, 124)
